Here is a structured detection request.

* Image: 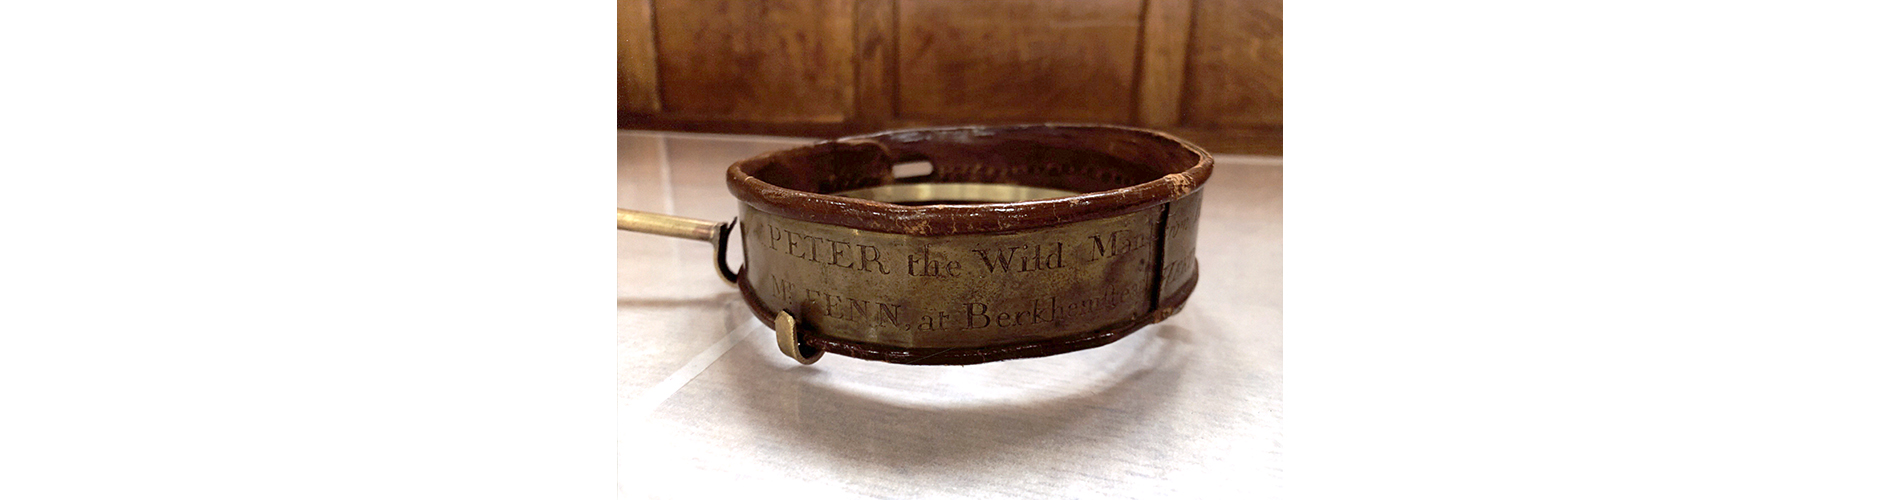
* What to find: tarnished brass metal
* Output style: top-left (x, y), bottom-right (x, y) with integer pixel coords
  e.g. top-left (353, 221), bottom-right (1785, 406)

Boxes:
top-left (774, 310), bottom-right (822, 365)
top-left (616, 209), bottom-right (721, 242)
top-left (740, 201), bottom-right (1161, 349)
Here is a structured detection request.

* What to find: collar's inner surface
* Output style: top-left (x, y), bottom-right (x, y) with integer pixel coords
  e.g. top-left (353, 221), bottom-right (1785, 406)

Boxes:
top-left (742, 127), bottom-right (1202, 200)
top-left (827, 183), bottom-right (1080, 205)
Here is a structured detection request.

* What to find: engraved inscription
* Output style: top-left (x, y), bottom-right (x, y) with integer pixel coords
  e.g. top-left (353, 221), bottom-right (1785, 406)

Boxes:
top-left (905, 246), bottom-right (963, 278)
top-left (1159, 258), bottom-right (1194, 285)
top-left (971, 243), bottom-right (1065, 273)
top-left (764, 273), bottom-right (801, 303)
top-left (957, 283), bottom-right (1142, 329)
top-left (1083, 229), bottom-right (1148, 262)
top-left (804, 288), bottom-right (904, 327)
top-left (761, 222), bottom-right (891, 274)
top-left (743, 205), bottom-right (1167, 348)
top-left (765, 272), bottom-right (908, 328)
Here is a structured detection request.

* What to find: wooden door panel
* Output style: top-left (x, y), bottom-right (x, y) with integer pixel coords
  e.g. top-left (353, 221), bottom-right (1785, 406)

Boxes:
top-left (619, 0), bottom-right (660, 114)
top-left (1182, 0), bottom-right (1283, 127)
top-left (894, 0), bottom-right (1143, 123)
top-left (619, 0), bottom-right (1284, 154)
top-left (651, 0), bottom-right (855, 123)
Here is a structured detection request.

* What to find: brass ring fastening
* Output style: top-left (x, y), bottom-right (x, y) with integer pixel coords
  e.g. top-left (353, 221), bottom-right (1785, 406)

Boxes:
top-left (774, 310), bottom-right (822, 364)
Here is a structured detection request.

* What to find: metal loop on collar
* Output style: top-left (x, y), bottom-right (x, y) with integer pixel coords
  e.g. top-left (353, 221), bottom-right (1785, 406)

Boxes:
top-left (774, 310), bottom-right (822, 365)
top-left (714, 218), bottom-right (738, 286)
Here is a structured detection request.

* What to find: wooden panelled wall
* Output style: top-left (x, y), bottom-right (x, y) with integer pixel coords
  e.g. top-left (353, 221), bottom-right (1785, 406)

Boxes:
top-left (618, 0), bottom-right (1281, 155)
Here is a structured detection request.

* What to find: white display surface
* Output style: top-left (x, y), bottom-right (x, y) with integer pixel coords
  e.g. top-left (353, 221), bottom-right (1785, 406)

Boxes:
top-left (617, 131), bottom-right (1281, 499)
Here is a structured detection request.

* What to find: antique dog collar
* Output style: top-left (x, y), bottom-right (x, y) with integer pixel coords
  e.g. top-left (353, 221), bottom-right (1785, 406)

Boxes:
top-left (618, 124), bottom-right (1212, 365)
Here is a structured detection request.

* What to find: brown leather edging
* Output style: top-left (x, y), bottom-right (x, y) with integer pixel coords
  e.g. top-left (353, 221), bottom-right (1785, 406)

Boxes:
top-left (726, 124), bottom-right (1214, 236)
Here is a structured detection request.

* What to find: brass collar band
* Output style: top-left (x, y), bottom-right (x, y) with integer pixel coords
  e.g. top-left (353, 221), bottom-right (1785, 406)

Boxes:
top-left (726, 124), bottom-right (1213, 365)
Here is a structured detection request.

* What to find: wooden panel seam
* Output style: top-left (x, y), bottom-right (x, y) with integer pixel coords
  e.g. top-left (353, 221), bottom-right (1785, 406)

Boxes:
top-left (1136, 0), bottom-right (1192, 127)
top-left (618, 0), bottom-right (661, 114)
top-left (853, 0), bottom-right (897, 123)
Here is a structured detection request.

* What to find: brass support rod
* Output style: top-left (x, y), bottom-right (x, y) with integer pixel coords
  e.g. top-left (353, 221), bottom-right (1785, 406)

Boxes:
top-left (616, 209), bottom-right (721, 242)
top-left (616, 209), bottom-right (740, 285)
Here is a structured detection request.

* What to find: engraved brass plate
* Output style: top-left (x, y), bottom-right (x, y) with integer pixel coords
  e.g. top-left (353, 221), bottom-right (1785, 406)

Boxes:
top-left (719, 124), bottom-right (1214, 364)
top-left (741, 203), bottom-right (1164, 349)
